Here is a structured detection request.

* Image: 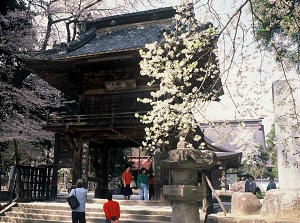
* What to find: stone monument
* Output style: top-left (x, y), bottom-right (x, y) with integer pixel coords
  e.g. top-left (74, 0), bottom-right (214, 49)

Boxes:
top-left (157, 135), bottom-right (217, 223)
top-left (261, 79), bottom-right (300, 219)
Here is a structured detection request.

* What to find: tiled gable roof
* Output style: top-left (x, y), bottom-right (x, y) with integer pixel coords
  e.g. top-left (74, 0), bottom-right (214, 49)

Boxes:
top-left (22, 7), bottom-right (176, 60)
top-left (24, 22), bottom-right (170, 60)
top-left (67, 24), bottom-right (167, 57)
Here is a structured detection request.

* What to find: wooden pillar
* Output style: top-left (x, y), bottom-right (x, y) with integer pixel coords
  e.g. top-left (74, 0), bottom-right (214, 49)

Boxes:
top-left (98, 146), bottom-right (109, 198)
top-left (90, 145), bottom-right (109, 198)
top-left (220, 163), bottom-right (227, 192)
top-left (106, 148), bottom-right (111, 185)
top-left (50, 133), bottom-right (60, 198)
top-left (154, 160), bottom-right (162, 201)
top-left (78, 95), bottom-right (85, 114)
top-left (81, 140), bottom-right (89, 183)
top-left (72, 137), bottom-right (82, 185)
top-left (202, 171), bottom-right (213, 214)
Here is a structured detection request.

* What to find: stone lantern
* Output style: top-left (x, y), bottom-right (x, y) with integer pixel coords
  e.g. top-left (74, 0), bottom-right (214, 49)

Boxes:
top-left (157, 135), bottom-right (217, 223)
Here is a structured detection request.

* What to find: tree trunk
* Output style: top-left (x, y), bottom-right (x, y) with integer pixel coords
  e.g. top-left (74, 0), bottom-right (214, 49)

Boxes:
top-left (13, 138), bottom-right (19, 165)
top-left (42, 16), bottom-right (53, 50)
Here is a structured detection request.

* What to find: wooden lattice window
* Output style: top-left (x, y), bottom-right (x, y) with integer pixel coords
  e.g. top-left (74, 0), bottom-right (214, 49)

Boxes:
top-left (84, 91), bottom-right (151, 114)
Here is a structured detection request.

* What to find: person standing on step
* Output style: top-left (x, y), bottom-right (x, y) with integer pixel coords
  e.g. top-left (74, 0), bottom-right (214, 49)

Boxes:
top-left (120, 164), bottom-right (133, 200)
top-left (69, 179), bottom-right (88, 223)
top-left (137, 167), bottom-right (148, 200)
top-left (148, 173), bottom-right (155, 200)
top-left (103, 191), bottom-right (120, 223)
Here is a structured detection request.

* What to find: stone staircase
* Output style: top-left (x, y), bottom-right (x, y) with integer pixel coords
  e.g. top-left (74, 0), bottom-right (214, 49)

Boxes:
top-left (0, 196), bottom-right (172, 223)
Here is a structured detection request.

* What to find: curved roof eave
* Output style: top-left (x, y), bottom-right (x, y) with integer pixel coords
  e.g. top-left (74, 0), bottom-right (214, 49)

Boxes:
top-left (204, 136), bottom-right (232, 152)
top-left (22, 47), bottom-right (143, 64)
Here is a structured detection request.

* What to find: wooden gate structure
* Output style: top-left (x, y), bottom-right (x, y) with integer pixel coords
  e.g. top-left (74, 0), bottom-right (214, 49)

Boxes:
top-left (7, 165), bottom-right (52, 202)
top-left (20, 6), bottom-right (223, 198)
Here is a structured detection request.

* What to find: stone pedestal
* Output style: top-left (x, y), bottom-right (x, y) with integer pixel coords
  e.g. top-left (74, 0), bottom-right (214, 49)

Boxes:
top-left (261, 189), bottom-right (300, 219)
top-left (164, 185), bottom-right (206, 222)
top-left (172, 202), bottom-right (201, 222)
top-left (157, 139), bottom-right (216, 223)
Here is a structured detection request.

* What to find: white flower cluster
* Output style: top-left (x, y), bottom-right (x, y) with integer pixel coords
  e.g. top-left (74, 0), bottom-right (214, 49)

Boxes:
top-left (230, 126), bottom-right (262, 166)
top-left (138, 1), bottom-right (220, 151)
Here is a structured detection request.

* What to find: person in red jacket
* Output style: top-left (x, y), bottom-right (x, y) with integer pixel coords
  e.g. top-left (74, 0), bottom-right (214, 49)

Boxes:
top-left (103, 192), bottom-right (120, 223)
top-left (120, 164), bottom-right (133, 200)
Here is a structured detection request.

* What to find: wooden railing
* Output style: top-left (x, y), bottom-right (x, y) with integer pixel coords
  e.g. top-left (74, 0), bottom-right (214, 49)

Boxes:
top-left (47, 111), bottom-right (147, 126)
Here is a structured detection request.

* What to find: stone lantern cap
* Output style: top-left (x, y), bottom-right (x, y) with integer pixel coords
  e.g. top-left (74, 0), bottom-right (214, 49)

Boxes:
top-left (157, 148), bottom-right (217, 170)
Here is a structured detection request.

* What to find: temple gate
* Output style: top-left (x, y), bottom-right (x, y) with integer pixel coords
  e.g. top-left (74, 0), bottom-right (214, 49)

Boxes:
top-left (20, 6), bottom-right (224, 199)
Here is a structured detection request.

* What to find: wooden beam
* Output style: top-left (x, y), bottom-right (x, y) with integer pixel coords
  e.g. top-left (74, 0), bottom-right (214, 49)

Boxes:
top-left (205, 175), bottom-right (228, 216)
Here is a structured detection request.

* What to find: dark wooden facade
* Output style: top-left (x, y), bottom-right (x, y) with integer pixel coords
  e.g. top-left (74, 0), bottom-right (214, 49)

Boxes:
top-left (20, 6), bottom-right (223, 198)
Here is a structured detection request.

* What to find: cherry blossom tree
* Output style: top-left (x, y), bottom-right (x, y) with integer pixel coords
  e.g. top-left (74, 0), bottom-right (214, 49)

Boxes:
top-left (137, 0), bottom-right (300, 169)
top-left (0, 0), bottom-right (74, 168)
top-left (230, 126), bottom-right (262, 166)
top-left (192, 0), bottom-right (300, 120)
top-left (138, 1), bottom-right (221, 151)
top-left (230, 126), bottom-right (270, 178)
top-left (0, 74), bottom-right (73, 166)
top-left (265, 124), bottom-right (278, 177)
top-left (192, 0), bottom-right (300, 172)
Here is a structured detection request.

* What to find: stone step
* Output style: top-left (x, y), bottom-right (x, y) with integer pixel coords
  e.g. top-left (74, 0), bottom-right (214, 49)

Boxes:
top-left (0, 199), bottom-right (172, 223)
top-left (2, 214), bottom-right (170, 222)
top-left (4, 210), bottom-right (171, 221)
top-left (16, 202), bottom-right (171, 212)
top-left (11, 207), bottom-right (171, 217)
top-left (0, 216), bottom-right (170, 223)
top-left (14, 202), bottom-right (172, 215)
top-left (54, 196), bottom-right (165, 206)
